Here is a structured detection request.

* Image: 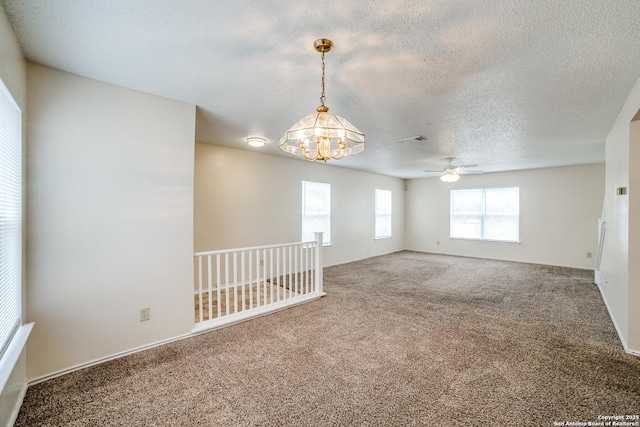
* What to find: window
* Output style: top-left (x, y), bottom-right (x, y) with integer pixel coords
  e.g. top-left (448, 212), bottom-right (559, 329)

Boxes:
top-left (0, 79), bottom-right (22, 359)
top-left (302, 181), bottom-right (330, 245)
top-left (450, 187), bottom-right (519, 242)
top-left (375, 189), bottom-right (392, 239)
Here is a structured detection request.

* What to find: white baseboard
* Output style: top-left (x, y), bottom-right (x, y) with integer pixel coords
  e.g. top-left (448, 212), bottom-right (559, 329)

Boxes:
top-left (595, 282), bottom-right (640, 357)
top-left (28, 332), bottom-right (192, 385)
top-left (413, 250), bottom-right (595, 271)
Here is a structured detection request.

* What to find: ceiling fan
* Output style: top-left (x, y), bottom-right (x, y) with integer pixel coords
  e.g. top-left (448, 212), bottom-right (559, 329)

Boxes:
top-left (423, 157), bottom-right (484, 182)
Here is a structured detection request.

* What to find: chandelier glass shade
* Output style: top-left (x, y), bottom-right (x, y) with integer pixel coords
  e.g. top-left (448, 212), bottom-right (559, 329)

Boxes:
top-left (279, 39), bottom-right (365, 162)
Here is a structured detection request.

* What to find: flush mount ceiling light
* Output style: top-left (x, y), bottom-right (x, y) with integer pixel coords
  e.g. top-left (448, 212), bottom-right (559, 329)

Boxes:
top-left (279, 38), bottom-right (365, 162)
top-left (246, 137), bottom-right (266, 147)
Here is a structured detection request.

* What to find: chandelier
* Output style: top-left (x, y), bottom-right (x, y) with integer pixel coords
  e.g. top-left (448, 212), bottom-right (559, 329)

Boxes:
top-left (279, 39), bottom-right (365, 162)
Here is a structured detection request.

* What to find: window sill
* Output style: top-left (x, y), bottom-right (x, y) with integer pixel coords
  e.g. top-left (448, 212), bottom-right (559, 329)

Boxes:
top-left (449, 237), bottom-right (520, 244)
top-left (375, 236), bottom-right (392, 240)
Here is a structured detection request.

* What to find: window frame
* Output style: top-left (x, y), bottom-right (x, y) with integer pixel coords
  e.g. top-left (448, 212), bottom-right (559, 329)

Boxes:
top-left (374, 189), bottom-right (392, 239)
top-left (301, 181), bottom-right (331, 246)
top-left (449, 186), bottom-right (520, 243)
top-left (0, 77), bottom-right (23, 361)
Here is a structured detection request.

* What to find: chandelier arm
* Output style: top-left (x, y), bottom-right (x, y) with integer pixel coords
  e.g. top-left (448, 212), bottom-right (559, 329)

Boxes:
top-left (332, 149), bottom-right (345, 160)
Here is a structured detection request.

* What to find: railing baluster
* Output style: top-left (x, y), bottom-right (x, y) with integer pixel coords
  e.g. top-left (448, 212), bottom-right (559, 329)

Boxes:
top-left (305, 244), bottom-right (309, 295)
top-left (198, 256), bottom-right (203, 323)
top-left (249, 250), bottom-right (253, 309)
top-left (263, 249), bottom-right (268, 306)
top-left (285, 246), bottom-right (289, 298)
top-left (300, 245), bottom-right (304, 295)
top-left (288, 245), bottom-right (292, 299)
top-left (283, 246), bottom-right (287, 300)
top-left (295, 244), bottom-right (299, 295)
top-left (307, 245), bottom-right (312, 294)
top-left (241, 251), bottom-right (246, 312)
top-left (233, 251), bottom-right (238, 314)
top-left (268, 247), bottom-right (273, 304)
top-left (216, 254), bottom-right (221, 319)
top-left (301, 245), bottom-right (306, 295)
top-left (308, 245), bottom-right (313, 293)
top-left (225, 253), bottom-right (230, 316)
top-left (207, 255), bottom-right (213, 321)
top-left (315, 232), bottom-right (323, 295)
top-left (256, 250), bottom-right (261, 307)
top-left (276, 246), bottom-right (280, 302)
top-left (311, 243), bottom-right (316, 292)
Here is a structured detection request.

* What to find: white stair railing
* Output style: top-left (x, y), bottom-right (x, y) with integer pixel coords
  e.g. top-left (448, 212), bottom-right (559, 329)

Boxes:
top-left (193, 232), bottom-right (324, 332)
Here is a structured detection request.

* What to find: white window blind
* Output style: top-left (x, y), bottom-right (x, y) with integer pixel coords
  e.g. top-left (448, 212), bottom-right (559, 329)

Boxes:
top-left (302, 181), bottom-right (330, 245)
top-left (375, 189), bottom-right (392, 239)
top-left (0, 79), bottom-right (22, 359)
top-left (450, 187), bottom-right (519, 242)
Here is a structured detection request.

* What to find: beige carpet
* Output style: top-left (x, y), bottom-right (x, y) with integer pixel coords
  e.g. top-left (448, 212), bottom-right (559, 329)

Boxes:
top-left (15, 251), bottom-right (640, 426)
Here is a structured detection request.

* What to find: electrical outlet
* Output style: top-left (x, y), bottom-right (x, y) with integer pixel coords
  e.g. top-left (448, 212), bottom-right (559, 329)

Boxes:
top-left (586, 252), bottom-right (593, 259)
top-left (139, 307), bottom-right (150, 322)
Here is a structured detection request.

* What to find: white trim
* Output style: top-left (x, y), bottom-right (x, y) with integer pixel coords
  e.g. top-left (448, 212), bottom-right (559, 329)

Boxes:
top-left (192, 292), bottom-right (325, 334)
top-left (417, 250), bottom-right (595, 271)
top-left (449, 237), bottom-right (521, 244)
top-left (595, 282), bottom-right (640, 357)
top-left (6, 381), bottom-right (27, 427)
top-left (0, 323), bottom-right (32, 393)
top-left (195, 240), bottom-right (315, 257)
top-left (28, 330), bottom-right (192, 385)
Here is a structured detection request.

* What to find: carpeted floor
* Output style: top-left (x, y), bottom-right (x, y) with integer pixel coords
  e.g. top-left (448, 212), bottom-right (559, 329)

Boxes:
top-left (15, 251), bottom-right (640, 426)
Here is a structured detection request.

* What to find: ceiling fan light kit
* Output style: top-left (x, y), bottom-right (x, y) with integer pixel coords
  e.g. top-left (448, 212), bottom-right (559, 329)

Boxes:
top-left (279, 38), bottom-right (365, 162)
top-left (424, 157), bottom-right (483, 183)
top-left (440, 172), bottom-right (460, 183)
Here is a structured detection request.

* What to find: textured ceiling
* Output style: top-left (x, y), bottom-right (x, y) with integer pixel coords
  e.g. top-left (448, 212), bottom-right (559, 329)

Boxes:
top-left (3, 0), bottom-right (640, 178)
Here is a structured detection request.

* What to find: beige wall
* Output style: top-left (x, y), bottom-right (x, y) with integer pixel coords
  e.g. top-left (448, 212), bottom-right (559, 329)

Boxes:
top-left (0, 6), bottom-right (25, 108)
top-left (405, 164), bottom-right (605, 269)
top-left (630, 119), bottom-right (640, 352)
top-left (194, 143), bottom-right (405, 267)
top-left (600, 72), bottom-right (640, 355)
top-left (26, 64), bottom-right (196, 379)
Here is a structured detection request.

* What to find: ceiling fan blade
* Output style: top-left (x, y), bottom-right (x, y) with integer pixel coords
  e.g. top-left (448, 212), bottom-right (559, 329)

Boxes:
top-left (454, 164), bottom-right (478, 169)
top-left (458, 170), bottom-right (484, 175)
top-left (422, 169), bottom-right (444, 173)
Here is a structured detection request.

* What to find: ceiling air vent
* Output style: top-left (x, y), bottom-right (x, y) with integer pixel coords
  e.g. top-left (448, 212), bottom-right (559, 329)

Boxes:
top-left (397, 136), bottom-right (426, 143)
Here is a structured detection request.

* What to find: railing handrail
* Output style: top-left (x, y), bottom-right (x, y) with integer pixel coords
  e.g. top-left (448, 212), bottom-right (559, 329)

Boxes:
top-left (194, 240), bottom-right (316, 257)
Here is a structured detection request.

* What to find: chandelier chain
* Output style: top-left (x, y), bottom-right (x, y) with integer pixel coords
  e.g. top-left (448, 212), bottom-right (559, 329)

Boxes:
top-left (320, 51), bottom-right (326, 106)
